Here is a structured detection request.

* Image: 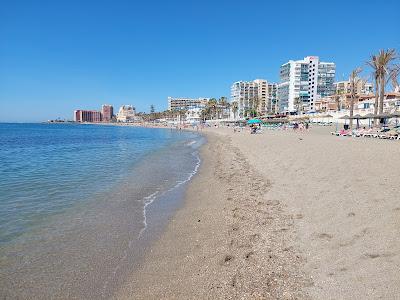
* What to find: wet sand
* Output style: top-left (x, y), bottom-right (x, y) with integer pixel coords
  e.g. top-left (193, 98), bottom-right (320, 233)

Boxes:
top-left (117, 125), bottom-right (400, 299)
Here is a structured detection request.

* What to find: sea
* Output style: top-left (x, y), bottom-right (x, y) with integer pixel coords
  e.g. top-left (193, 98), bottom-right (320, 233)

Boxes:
top-left (0, 123), bottom-right (204, 298)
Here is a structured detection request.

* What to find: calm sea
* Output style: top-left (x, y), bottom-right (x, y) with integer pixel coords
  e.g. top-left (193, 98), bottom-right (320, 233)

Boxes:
top-left (0, 123), bottom-right (204, 298)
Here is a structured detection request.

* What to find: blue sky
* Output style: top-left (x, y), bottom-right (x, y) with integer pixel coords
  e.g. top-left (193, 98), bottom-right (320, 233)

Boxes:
top-left (1, 0), bottom-right (399, 122)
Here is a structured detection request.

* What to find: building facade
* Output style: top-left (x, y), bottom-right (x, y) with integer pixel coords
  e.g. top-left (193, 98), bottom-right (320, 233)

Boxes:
top-left (334, 79), bottom-right (373, 95)
top-left (168, 97), bottom-right (209, 111)
top-left (278, 56), bottom-right (336, 113)
top-left (116, 105), bottom-right (136, 122)
top-left (101, 104), bottom-right (114, 122)
top-left (231, 79), bottom-right (277, 118)
top-left (74, 110), bottom-right (102, 122)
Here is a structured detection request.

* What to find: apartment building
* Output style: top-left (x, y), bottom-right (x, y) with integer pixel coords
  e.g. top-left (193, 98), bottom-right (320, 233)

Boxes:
top-left (74, 110), bottom-right (102, 122)
top-left (277, 56), bottom-right (336, 113)
top-left (231, 79), bottom-right (277, 118)
top-left (167, 97), bottom-right (209, 111)
top-left (101, 104), bottom-right (114, 122)
top-left (334, 79), bottom-right (373, 95)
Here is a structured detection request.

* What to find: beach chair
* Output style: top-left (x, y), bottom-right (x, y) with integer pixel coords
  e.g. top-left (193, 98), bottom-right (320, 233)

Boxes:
top-left (338, 129), bottom-right (350, 136)
top-left (361, 128), bottom-right (373, 138)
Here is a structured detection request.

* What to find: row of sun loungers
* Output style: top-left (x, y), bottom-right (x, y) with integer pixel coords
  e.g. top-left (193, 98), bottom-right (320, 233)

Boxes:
top-left (331, 129), bottom-right (400, 140)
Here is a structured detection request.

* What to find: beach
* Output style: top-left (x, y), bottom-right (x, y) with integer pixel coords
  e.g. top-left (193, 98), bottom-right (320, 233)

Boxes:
top-left (117, 125), bottom-right (400, 299)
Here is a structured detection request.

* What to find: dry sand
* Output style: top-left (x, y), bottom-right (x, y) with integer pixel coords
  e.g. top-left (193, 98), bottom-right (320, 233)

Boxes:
top-left (116, 125), bottom-right (400, 299)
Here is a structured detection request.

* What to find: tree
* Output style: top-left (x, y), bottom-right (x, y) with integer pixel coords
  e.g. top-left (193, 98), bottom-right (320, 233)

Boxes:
top-left (217, 97), bottom-right (230, 119)
top-left (251, 96), bottom-right (260, 116)
top-left (232, 101), bottom-right (239, 120)
top-left (294, 97), bottom-right (302, 114)
top-left (367, 55), bottom-right (380, 127)
top-left (377, 49), bottom-right (397, 116)
top-left (334, 92), bottom-right (342, 111)
top-left (390, 64), bottom-right (400, 93)
top-left (349, 67), bottom-right (363, 129)
top-left (207, 98), bottom-right (218, 120)
top-left (150, 104), bottom-right (155, 114)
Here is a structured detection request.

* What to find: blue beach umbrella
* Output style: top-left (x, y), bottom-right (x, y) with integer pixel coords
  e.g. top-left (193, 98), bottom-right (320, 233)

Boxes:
top-left (247, 119), bottom-right (262, 124)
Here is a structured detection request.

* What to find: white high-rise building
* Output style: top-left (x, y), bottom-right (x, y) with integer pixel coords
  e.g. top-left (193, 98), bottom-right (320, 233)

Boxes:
top-left (277, 56), bottom-right (336, 113)
top-left (231, 79), bottom-right (277, 118)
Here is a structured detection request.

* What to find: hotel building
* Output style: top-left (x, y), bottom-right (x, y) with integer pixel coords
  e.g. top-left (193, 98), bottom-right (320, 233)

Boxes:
top-left (168, 97), bottom-right (210, 111)
top-left (74, 110), bottom-right (102, 122)
top-left (277, 56), bottom-right (336, 113)
top-left (116, 105), bottom-right (136, 122)
top-left (231, 79), bottom-right (277, 118)
top-left (101, 104), bottom-right (114, 122)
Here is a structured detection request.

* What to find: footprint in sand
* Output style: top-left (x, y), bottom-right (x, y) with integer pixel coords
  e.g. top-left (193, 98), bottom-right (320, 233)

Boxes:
top-left (363, 252), bottom-right (395, 259)
top-left (266, 200), bottom-right (280, 206)
top-left (317, 233), bottom-right (333, 240)
top-left (339, 227), bottom-right (369, 247)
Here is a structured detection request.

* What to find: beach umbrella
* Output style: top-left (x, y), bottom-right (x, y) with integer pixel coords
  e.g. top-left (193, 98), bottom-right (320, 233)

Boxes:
top-left (375, 113), bottom-right (392, 118)
top-left (391, 111), bottom-right (400, 127)
top-left (351, 114), bottom-right (362, 128)
top-left (364, 113), bottom-right (375, 128)
top-left (391, 111), bottom-right (400, 117)
top-left (247, 119), bottom-right (262, 124)
top-left (339, 115), bottom-right (350, 127)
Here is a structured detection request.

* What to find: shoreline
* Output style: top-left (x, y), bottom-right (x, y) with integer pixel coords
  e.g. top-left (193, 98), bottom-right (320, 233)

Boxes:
top-left (0, 125), bottom-right (205, 299)
top-left (116, 130), bottom-right (309, 299)
top-left (116, 125), bottom-right (400, 299)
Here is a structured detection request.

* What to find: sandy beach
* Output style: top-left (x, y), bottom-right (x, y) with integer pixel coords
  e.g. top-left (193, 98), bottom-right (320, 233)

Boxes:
top-left (116, 125), bottom-right (400, 299)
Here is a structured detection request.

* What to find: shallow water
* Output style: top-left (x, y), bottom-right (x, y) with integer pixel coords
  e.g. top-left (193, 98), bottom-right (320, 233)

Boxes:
top-left (0, 123), bottom-right (204, 298)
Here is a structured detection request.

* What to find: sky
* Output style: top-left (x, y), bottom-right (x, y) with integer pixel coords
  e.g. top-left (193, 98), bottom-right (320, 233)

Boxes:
top-left (1, 0), bottom-right (399, 122)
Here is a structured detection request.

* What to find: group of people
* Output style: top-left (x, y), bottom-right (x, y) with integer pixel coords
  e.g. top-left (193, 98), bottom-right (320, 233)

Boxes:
top-left (293, 122), bottom-right (309, 132)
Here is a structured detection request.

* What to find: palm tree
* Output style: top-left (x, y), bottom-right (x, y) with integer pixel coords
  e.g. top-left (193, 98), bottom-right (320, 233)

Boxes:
top-left (294, 97), bottom-right (301, 114)
top-left (334, 92), bottom-right (342, 111)
top-left (251, 96), bottom-right (260, 117)
top-left (390, 64), bottom-right (400, 93)
top-left (377, 49), bottom-right (397, 115)
top-left (218, 97), bottom-right (228, 119)
top-left (200, 108), bottom-right (208, 122)
top-left (367, 54), bottom-right (380, 127)
top-left (207, 98), bottom-right (218, 120)
top-left (349, 67), bottom-right (363, 129)
top-left (232, 101), bottom-right (239, 120)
